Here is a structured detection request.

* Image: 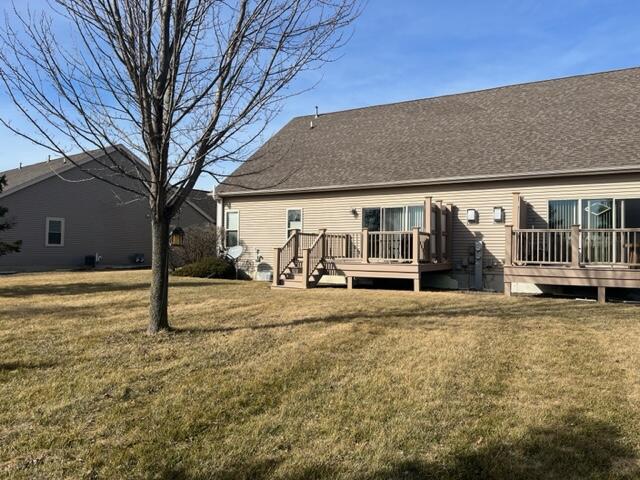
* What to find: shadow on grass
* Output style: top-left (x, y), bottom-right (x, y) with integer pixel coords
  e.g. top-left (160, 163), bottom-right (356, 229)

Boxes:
top-left (0, 281), bottom-right (237, 298)
top-left (0, 360), bottom-right (57, 372)
top-left (176, 299), bottom-right (610, 336)
top-left (152, 412), bottom-right (638, 480)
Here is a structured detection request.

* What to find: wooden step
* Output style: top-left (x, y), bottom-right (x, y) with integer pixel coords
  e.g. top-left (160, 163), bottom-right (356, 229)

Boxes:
top-left (281, 278), bottom-right (305, 289)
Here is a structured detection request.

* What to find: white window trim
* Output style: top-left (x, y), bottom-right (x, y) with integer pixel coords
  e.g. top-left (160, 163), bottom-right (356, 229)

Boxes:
top-left (285, 207), bottom-right (303, 239)
top-left (225, 210), bottom-right (239, 247)
top-left (45, 217), bottom-right (65, 247)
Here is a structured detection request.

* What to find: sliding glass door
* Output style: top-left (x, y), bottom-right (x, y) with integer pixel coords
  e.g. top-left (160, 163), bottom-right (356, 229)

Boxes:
top-left (549, 200), bottom-right (578, 229)
top-left (383, 207), bottom-right (404, 231)
top-left (549, 198), bottom-right (640, 264)
top-left (616, 199), bottom-right (640, 228)
top-left (361, 206), bottom-right (424, 232)
top-left (582, 199), bottom-right (613, 229)
top-left (361, 206), bottom-right (425, 260)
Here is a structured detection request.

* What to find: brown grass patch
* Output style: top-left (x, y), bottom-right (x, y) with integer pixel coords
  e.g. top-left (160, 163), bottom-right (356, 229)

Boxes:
top-left (1, 270), bottom-right (640, 479)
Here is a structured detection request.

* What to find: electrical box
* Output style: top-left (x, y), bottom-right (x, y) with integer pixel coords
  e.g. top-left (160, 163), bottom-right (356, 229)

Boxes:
top-left (474, 240), bottom-right (484, 290)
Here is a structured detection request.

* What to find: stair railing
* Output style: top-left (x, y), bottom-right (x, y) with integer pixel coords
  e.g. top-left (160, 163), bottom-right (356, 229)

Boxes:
top-left (273, 229), bottom-right (299, 286)
top-left (304, 229), bottom-right (326, 286)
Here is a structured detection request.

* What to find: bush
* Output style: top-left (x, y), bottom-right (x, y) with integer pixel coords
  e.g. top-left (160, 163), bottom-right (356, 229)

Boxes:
top-left (172, 256), bottom-right (236, 279)
top-left (170, 225), bottom-right (221, 268)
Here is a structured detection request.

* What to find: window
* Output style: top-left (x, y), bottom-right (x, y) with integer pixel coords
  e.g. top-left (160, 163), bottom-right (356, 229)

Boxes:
top-left (225, 211), bottom-right (239, 247)
top-left (286, 208), bottom-right (302, 237)
top-left (46, 217), bottom-right (65, 246)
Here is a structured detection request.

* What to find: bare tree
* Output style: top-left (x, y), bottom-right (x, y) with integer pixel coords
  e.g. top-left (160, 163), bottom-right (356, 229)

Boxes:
top-left (0, 0), bottom-right (359, 333)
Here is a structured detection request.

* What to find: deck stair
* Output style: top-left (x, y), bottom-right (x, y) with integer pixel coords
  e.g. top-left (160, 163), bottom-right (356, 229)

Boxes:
top-left (278, 257), bottom-right (326, 289)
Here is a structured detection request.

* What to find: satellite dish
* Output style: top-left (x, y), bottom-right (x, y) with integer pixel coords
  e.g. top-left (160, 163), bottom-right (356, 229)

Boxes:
top-left (227, 245), bottom-right (244, 260)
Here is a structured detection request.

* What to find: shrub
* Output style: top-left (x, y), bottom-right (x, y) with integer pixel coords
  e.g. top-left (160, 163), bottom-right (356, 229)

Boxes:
top-left (172, 256), bottom-right (236, 279)
top-left (170, 225), bottom-right (221, 268)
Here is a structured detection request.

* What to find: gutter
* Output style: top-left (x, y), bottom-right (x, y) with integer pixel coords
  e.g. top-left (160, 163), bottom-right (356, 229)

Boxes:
top-left (216, 165), bottom-right (640, 198)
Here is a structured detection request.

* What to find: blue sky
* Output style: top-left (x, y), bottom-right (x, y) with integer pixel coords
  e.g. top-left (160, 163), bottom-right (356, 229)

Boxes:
top-left (1, 0), bottom-right (639, 190)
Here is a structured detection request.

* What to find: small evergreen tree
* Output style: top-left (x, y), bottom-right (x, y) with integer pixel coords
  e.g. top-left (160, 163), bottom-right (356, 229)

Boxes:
top-left (0, 175), bottom-right (21, 256)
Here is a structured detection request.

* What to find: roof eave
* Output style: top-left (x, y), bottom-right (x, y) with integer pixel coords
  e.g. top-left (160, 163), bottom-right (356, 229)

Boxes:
top-left (216, 165), bottom-right (640, 198)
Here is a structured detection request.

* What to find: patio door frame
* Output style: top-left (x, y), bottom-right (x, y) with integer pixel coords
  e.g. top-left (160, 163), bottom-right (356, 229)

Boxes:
top-left (362, 205), bottom-right (425, 260)
top-left (549, 197), bottom-right (640, 264)
top-left (362, 205), bottom-right (425, 232)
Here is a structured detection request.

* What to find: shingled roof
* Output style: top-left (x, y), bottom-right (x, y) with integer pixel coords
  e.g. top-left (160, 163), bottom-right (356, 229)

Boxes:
top-left (1, 147), bottom-right (216, 222)
top-left (1, 148), bottom-right (116, 195)
top-left (217, 67), bottom-right (640, 196)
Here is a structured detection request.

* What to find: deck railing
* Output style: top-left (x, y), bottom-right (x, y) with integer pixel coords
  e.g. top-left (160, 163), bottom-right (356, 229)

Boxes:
top-left (506, 225), bottom-right (640, 267)
top-left (273, 230), bottom-right (299, 285)
top-left (298, 232), bottom-right (317, 251)
top-left (307, 230), bottom-right (326, 275)
top-left (324, 232), bottom-right (362, 259)
top-left (275, 227), bottom-right (442, 287)
top-left (581, 229), bottom-right (640, 266)
top-left (368, 231), bottom-right (412, 261)
top-left (513, 229), bottom-right (574, 265)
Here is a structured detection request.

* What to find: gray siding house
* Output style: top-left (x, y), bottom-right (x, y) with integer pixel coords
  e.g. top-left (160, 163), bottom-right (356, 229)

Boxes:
top-left (0, 148), bottom-right (215, 271)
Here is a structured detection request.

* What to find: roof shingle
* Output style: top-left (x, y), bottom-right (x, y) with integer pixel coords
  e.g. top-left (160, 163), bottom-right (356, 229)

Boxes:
top-left (217, 67), bottom-right (640, 195)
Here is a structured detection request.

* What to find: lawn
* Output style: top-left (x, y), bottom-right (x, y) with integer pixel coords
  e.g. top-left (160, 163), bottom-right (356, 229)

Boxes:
top-left (1, 271), bottom-right (640, 479)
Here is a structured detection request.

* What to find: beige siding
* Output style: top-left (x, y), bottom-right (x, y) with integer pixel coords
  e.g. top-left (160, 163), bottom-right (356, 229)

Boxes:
top-left (223, 173), bottom-right (640, 287)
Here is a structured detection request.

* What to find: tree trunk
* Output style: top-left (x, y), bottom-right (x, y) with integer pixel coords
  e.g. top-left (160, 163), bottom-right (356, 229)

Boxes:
top-left (148, 217), bottom-right (171, 334)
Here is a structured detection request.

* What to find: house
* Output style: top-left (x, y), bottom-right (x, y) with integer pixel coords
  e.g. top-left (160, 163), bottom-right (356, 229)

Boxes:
top-left (214, 67), bottom-right (640, 301)
top-left (0, 147), bottom-right (215, 272)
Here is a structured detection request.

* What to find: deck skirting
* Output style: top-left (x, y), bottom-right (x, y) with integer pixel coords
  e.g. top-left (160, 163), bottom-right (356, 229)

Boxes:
top-left (504, 265), bottom-right (640, 288)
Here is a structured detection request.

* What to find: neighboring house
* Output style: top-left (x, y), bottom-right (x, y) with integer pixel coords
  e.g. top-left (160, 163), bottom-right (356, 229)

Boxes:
top-left (0, 147), bottom-right (215, 271)
top-left (215, 67), bottom-right (640, 301)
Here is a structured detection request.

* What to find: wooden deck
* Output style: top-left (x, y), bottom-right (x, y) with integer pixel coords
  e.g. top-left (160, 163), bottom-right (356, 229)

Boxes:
top-left (331, 258), bottom-right (451, 291)
top-left (272, 199), bottom-right (455, 290)
top-left (505, 224), bottom-right (640, 303)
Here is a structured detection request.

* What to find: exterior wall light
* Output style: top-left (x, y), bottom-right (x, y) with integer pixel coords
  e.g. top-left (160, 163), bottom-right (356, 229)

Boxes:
top-left (467, 209), bottom-right (479, 224)
top-left (351, 208), bottom-right (358, 217)
top-left (493, 206), bottom-right (505, 223)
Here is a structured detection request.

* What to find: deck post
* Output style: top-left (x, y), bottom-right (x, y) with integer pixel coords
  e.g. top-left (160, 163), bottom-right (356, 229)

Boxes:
top-left (318, 228), bottom-right (327, 258)
top-left (598, 286), bottom-right (606, 304)
top-left (347, 276), bottom-right (353, 289)
top-left (412, 227), bottom-right (420, 264)
top-left (436, 200), bottom-right (443, 263)
top-left (571, 225), bottom-right (580, 268)
top-left (362, 228), bottom-right (369, 263)
top-left (446, 203), bottom-right (454, 263)
top-left (292, 229), bottom-right (299, 258)
top-left (344, 234), bottom-right (350, 258)
top-left (424, 197), bottom-right (432, 263)
top-left (512, 193), bottom-right (521, 229)
top-left (504, 282), bottom-right (512, 297)
top-left (413, 277), bottom-right (420, 292)
top-left (273, 248), bottom-right (281, 286)
top-left (505, 225), bottom-right (513, 266)
top-left (301, 249), bottom-right (309, 288)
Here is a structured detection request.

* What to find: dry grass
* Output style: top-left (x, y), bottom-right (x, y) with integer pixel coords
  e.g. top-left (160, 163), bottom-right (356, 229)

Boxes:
top-left (1, 270), bottom-right (640, 479)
